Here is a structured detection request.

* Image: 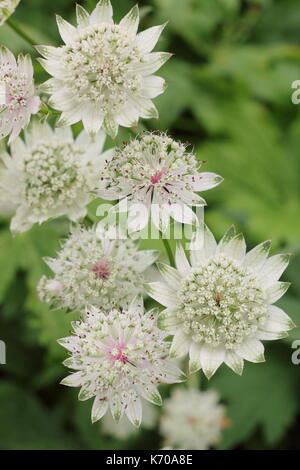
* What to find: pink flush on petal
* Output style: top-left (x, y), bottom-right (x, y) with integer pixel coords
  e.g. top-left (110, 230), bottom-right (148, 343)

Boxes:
top-left (91, 258), bottom-right (111, 280)
top-left (187, 415), bottom-right (198, 425)
top-left (6, 93), bottom-right (27, 111)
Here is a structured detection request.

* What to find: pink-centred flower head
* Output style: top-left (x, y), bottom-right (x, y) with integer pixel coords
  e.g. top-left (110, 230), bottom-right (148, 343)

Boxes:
top-left (96, 132), bottom-right (223, 233)
top-left (58, 296), bottom-right (185, 426)
top-left (0, 46), bottom-right (40, 144)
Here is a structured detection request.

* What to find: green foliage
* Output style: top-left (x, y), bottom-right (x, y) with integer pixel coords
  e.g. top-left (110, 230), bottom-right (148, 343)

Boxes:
top-left (0, 0), bottom-right (300, 450)
top-left (211, 347), bottom-right (300, 448)
top-left (0, 381), bottom-right (79, 449)
top-left (0, 230), bottom-right (20, 303)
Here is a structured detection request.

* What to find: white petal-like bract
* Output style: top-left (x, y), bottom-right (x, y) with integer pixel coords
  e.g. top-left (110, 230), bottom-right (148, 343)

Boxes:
top-left (101, 400), bottom-right (157, 439)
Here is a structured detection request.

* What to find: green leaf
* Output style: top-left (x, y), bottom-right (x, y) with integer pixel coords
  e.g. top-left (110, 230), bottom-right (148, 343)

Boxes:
top-left (211, 347), bottom-right (299, 448)
top-left (0, 230), bottom-right (20, 303)
top-left (150, 60), bottom-right (196, 130)
top-left (154, 0), bottom-right (223, 54)
top-left (14, 223), bottom-right (78, 360)
top-left (0, 381), bottom-right (78, 450)
top-left (198, 101), bottom-right (300, 246)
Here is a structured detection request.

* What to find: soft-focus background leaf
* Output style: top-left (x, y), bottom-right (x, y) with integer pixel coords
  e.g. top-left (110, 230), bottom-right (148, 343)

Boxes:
top-left (211, 346), bottom-right (300, 449)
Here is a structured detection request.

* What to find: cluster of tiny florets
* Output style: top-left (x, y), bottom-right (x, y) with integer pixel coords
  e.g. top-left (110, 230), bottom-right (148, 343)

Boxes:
top-left (177, 255), bottom-right (268, 349)
top-left (0, 68), bottom-right (27, 114)
top-left (38, 227), bottom-right (152, 311)
top-left (61, 308), bottom-right (170, 394)
top-left (0, 48), bottom-right (40, 142)
top-left (0, 124), bottom-right (107, 233)
top-left (59, 305), bottom-right (182, 424)
top-left (22, 141), bottom-right (87, 218)
top-left (100, 132), bottom-right (201, 205)
top-left (38, 2), bottom-right (170, 137)
top-left (61, 24), bottom-right (142, 115)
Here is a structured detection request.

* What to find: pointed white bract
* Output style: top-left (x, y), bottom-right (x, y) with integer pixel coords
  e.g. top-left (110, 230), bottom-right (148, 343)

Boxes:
top-left (58, 297), bottom-right (184, 426)
top-left (96, 132), bottom-right (223, 232)
top-left (0, 46), bottom-right (40, 143)
top-left (102, 400), bottom-right (157, 439)
top-left (0, 121), bottom-right (110, 233)
top-left (38, 225), bottom-right (159, 312)
top-left (160, 387), bottom-right (226, 450)
top-left (146, 225), bottom-right (294, 378)
top-left (0, 0), bottom-right (20, 25)
top-left (37, 1), bottom-right (170, 138)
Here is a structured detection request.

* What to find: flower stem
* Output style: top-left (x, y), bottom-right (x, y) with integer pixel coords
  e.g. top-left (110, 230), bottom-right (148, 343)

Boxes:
top-left (160, 234), bottom-right (175, 267)
top-left (6, 18), bottom-right (37, 48)
top-left (187, 370), bottom-right (200, 389)
top-left (39, 102), bottom-right (61, 117)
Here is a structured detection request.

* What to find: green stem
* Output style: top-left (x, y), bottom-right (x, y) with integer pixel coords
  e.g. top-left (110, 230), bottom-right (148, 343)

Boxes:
top-left (6, 18), bottom-right (37, 47)
top-left (39, 103), bottom-right (61, 117)
top-left (187, 370), bottom-right (200, 389)
top-left (161, 234), bottom-right (175, 268)
top-left (182, 355), bottom-right (200, 389)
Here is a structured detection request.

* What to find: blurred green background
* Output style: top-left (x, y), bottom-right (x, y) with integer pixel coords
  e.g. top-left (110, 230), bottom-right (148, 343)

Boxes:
top-left (0, 0), bottom-right (300, 450)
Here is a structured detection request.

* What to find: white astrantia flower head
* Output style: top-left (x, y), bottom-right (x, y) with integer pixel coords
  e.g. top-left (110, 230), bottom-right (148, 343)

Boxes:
top-left (38, 225), bottom-right (159, 312)
top-left (58, 296), bottom-right (185, 426)
top-left (0, 0), bottom-right (20, 26)
top-left (146, 224), bottom-right (294, 379)
top-left (37, 1), bottom-right (170, 138)
top-left (160, 387), bottom-right (226, 450)
top-left (0, 120), bottom-right (110, 233)
top-left (96, 132), bottom-right (223, 232)
top-left (102, 399), bottom-right (157, 439)
top-left (0, 46), bottom-right (40, 143)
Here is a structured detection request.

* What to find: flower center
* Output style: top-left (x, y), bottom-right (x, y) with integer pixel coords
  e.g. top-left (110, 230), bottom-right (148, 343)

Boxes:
top-left (0, 71), bottom-right (28, 111)
top-left (91, 258), bottom-right (111, 280)
top-left (150, 169), bottom-right (166, 185)
top-left (100, 133), bottom-right (200, 205)
top-left (109, 344), bottom-right (129, 364)
top-left (177, 254), bottom-right (268, 349)
top-left (187, 415), bottom-right (198, 425)
top-left (61, 24), bottom-right (142, 113)
top-left (22, 141), bottom-right (85, 215)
